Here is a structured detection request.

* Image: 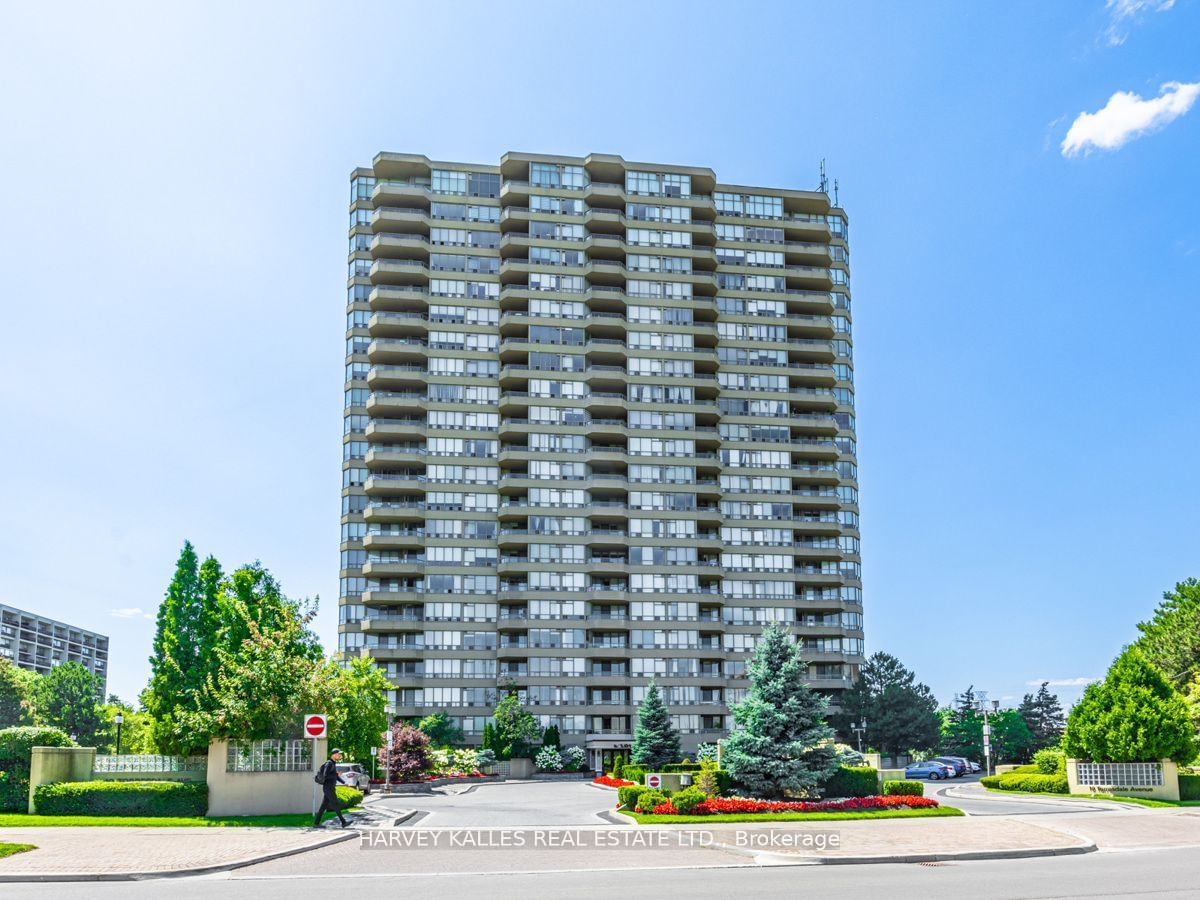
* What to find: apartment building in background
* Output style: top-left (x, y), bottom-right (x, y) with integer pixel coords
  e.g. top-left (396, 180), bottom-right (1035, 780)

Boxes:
top-left (340, 152), bottom-right (862, 768)
top-left (0, 602), bottom-right (109, 696)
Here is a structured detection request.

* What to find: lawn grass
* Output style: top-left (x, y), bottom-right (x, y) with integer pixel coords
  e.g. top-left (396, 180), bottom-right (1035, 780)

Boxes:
top-left (982, 787), bottom-right (1183, 808)
top-left (627, 806), bottom-right (963, 824)
top-left (0, 813), bottom-right (316, 828)
top-left (0, 842), bottom-right (37, 859)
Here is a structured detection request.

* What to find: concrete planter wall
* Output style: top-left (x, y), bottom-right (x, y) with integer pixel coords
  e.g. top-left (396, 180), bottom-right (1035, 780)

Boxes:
top-left (1066, 758), bottom-right (1180, 802)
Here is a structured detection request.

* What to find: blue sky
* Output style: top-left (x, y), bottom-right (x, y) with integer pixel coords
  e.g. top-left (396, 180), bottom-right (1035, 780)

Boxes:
top-left (1, 1), bottom-right (1196, 711)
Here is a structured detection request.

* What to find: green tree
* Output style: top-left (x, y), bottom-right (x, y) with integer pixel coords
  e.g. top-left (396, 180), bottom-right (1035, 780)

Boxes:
top-left (144, 541), bottom-right (203, 752)
top-left (1018, 682), bottom-right (1066, 752)
top-left (939, 702), bottom-right (983, 761)
top-left (177, 586), bottom-right (329, 744)
top-left (490, 688), bottom-right (539, 760)
top-left (1135, 578), bottom-right (1200, 688)
top-left (1063, 647), bottom-right (1198, 764)
top-left (480, 720), bottom-right (495, 752)
top-left (631, 681), bottom-right (680, 770)
top-left (416, 711), bottom-right (464, 748)
top-left (97, 699), bottom-right (155, 755)
top-left (832, 652), bottom-right (939, 756)
top-left (542, 723), bottom-right (561, 749)
top-left (328, 657), bottom-right (390, 763)
top-left (0, 658), bottom-right (37, 728)
top-left (36, 662), bottom-right (103, 745)
top-left (721, 624), bottom-right (839, 799)
top-left (990, 710), bottom-right (1035, 763)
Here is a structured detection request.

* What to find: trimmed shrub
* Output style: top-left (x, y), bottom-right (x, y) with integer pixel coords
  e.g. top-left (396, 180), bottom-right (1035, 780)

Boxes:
top-left (821, 765), bottom-right (879, 799)
top-left (634, 789), bottom-right (668, 814)
top-left (622, 765), bottom-right (646, 785)
top-left (671, 786), bottom-right (707, 814)
top-left (0, 726), bottom-right (74, 812)
top-left (983, 772), bottom-right (1068, 794)
top-left (1006, 765), bottom-right (1039, 775)
top-left (1179, 773), bottom-right (1200, 802)
top-left (34, 781), bottom-right (207, 817)
top-left (336, 786), bottom-right (364, 809)
top-left (883, 780), bottom-right (924, 797)
top-left (661, 763), bottom-right (703, 773)
top-left (1033, 749), bottom-right (1065, 775)
top-left (617, 785), bottom-right (647, 809)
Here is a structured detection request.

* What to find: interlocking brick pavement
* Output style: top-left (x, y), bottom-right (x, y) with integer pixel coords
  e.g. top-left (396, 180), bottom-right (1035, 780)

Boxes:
top-left (0, 826), bottom-right (353, 879)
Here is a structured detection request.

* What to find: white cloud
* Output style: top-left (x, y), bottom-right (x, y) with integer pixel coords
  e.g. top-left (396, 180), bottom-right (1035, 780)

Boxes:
top-left (108, 607), bottom-right (145, 619)
top-left (1062, 81), bottom-right (1200, 157)
top-left (1025, 677), bottom-right (1099, 687)
top-left (1104, 0), bottom-right (1175, 46)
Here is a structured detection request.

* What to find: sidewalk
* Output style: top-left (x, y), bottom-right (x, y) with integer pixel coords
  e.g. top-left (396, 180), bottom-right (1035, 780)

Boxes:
top-left (0, 825), bottom-right (355, 881)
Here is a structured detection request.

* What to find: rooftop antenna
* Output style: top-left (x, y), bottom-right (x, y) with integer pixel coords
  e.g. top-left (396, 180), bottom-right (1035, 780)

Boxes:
top-left (818, 158), bottom-right (827, 193)
top-left (833, 178), bottom-right (839, 207)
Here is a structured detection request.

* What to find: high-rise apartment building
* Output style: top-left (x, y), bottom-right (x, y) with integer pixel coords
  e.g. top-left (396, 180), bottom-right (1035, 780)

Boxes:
top-left (341, 152), bottom-right (862, 767)
top-left (0, 603), bottom-right (109, 696)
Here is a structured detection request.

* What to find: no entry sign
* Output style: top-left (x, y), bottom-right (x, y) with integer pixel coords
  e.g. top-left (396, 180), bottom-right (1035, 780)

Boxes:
top-left (304, 714), bottom-right (327, 738)
top-left (646, 773), bottom-right (662, 789)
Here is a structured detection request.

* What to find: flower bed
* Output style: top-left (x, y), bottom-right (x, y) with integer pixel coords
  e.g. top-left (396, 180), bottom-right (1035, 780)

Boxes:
top-left (647, 795), bottom-right (939, 816)
top-left (593, 776), bottom-right (636, 788)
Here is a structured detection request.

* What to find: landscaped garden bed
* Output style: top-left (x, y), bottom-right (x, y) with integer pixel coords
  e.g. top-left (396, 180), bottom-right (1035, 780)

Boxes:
top-left (593, 775), bottom-right (636, 788)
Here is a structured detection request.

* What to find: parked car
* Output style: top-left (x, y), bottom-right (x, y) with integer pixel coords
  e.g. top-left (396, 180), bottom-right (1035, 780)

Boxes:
top-left (932, 756), bottom-right (970, 777)
top-left (967, 760), bottom-right (982, 773)
top-left (336, 762), bottom-right (371, 793)
top-left (904, 761), bottom-right (955, 780)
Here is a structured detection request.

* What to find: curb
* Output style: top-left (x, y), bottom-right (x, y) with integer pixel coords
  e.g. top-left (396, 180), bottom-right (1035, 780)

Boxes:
top-left (0, 829), bottom-right (358, 883)
top-left (710, 839), bottom-right (1098, 866)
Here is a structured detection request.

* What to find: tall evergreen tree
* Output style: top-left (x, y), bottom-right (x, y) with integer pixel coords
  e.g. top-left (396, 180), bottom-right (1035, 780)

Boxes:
top-left (1018, 682), bottom-right (1066, 752)
top-left (144, 541), bottom-right (204, 752)
top-left (631, 681), bottom-right (680, 769)
top-left (832, 652), bottom-right (940, 756)
top-left (1135, 578), bottom-right (1200, 688)
top-left (722, 624), bottom-right (838, 799)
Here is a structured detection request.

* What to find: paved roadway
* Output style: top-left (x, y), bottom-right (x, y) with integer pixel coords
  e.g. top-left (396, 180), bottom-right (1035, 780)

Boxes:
top-left (4, 845), bottom-right (1199, 899)
top-left (372, 778), bottom-right (616, 826)
top-left (916, 774), bottom-right (1131, 817)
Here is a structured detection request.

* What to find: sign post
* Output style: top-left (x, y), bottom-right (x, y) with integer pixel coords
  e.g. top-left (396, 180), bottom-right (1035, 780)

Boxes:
top-left (304, 714), bottom-right (328, 817)
top-left (385, 728), bottom-right (393, 793)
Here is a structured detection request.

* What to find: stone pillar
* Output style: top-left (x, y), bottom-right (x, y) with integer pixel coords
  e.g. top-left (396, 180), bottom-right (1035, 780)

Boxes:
top-left (27, 746), bottom-right (96, 813)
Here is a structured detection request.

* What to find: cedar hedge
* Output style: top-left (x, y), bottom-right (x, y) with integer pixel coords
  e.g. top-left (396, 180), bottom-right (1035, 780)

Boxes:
top-left (1179, 773), bottom-right (1200, 802)
top-left (821, 765), bottom-right (879, 799)
top-left (617, 785), bottom-right (647, 809)
top-left (980, 772), bottom-right (1068, 794)
top-left (621, 765), bottom-right (646, 784)
top-left (336, 785), bottom-right (364, 809)
top-left (34, 781), bottom-right (208, 817)
top-left (0, 726), bottom-right (74, 812)
top-left (883, 780), bottom-right (924, 797)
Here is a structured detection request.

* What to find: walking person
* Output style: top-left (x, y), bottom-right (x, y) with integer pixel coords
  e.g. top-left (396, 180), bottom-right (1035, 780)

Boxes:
top-left (313, 748), bottom-right (350, 828)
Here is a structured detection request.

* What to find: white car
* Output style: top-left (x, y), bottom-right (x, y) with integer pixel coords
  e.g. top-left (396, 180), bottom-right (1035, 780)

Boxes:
top-left (336, 762), bottom-right (371, 793)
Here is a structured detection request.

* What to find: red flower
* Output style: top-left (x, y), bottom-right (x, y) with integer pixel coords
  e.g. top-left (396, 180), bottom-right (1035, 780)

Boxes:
top-left (592, 776), bottom-right (636, 788)
top-left (651, 802), bottom-right (678, 815)
top-left (666, 795), bottom-right (939, 816)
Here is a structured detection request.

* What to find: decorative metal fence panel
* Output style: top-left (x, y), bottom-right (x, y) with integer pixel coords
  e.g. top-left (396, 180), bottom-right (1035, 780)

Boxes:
top-left (94, 754), bottom-right (207, 773)
top-left (487, 761), bottom-right (511, 777)
top-left (226, 739), bottom-right (312, 772)
top-left (1076, 761), bottom-right (1163, 787)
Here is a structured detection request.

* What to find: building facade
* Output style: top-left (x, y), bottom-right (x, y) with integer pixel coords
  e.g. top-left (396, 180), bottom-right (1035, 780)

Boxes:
top-left (341, 152), bottom-right (862, 767)
top-left (0, 603), bottom-right (109, 695)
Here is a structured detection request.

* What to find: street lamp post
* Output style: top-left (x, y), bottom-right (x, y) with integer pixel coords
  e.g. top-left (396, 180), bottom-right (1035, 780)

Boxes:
top-left (851, 718), bottom-right (868, 754)
top-left (114, 712), bottom-right (124, 756)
